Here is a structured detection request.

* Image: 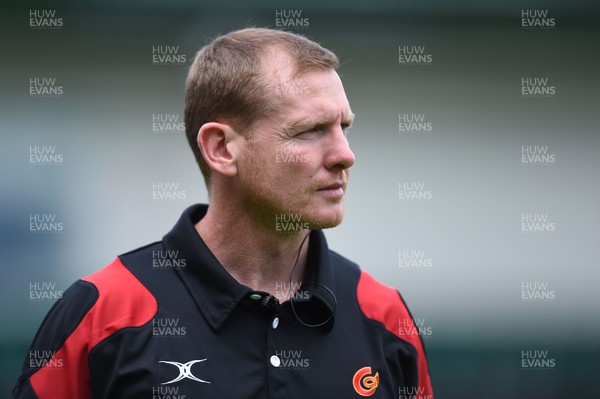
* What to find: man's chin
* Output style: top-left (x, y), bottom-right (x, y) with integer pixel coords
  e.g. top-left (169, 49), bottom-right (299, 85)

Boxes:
top-left (305, 209), bottom-right (345, 230)
top-left (271, 202), bottom-right (344, 232)
top-left (308, 219), bottom-right (342, 230)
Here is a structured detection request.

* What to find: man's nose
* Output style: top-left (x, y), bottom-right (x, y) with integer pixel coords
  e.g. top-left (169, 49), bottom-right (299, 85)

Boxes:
top-left (324, 126), bottom-right (355, 171)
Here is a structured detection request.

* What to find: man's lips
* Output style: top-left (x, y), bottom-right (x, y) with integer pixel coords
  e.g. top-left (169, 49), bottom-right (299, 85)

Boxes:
top-left (317, 182), bottom-right (346, 197)
top-left (317, 181), bottom-right (345, 190)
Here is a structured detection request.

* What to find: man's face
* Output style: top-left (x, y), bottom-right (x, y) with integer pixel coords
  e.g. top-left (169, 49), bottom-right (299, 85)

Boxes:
top-left (235, 61), bottom-right (355, 232)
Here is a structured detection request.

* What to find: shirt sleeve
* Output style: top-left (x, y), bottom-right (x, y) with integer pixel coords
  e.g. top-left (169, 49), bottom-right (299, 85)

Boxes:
top-left (356, 270), bottom-right (434, 398)
top-left (12, 280), bottom-right (98, 399)
top-left (13, 257), bottom-right (158, 399)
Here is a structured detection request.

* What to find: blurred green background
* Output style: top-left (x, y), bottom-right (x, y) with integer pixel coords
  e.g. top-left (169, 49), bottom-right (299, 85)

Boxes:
top-left (1, 0), bottom-right (599, 397)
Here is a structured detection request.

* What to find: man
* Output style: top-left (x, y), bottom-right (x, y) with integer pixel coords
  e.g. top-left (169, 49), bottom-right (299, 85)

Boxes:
top-left (14, 28), bottom-right (433, 398)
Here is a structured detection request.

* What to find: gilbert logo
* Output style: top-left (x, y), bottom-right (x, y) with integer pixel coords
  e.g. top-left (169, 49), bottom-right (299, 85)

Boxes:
top-left (352, 366), bottom-right (379, 396)
top-left (159, 359), bottom-right (210, 385)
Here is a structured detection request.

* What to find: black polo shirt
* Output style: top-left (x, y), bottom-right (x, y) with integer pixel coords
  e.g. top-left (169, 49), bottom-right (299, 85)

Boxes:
top-left (14, 204), bottom-right (433, 399)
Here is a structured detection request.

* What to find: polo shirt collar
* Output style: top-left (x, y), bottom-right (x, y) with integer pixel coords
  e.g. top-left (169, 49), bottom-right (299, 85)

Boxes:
top-left (162, 204), bottom-right (336, 331)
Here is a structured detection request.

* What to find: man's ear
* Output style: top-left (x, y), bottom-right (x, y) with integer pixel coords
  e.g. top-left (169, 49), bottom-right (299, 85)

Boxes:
top-left (197, 122), bottom-right (241, 177)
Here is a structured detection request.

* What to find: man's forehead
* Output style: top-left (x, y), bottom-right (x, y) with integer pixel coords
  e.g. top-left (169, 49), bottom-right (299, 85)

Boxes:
top-left (264, 48), bottom-right (339, 90)
top-left (274, 72), bottom-right (351, 113)
top-left (259, 49), bottom-right (352, 126)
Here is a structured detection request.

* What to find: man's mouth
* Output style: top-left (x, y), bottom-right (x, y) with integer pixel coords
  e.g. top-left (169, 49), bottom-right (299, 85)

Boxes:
top-left (317, 182), bottom-right (345, 198)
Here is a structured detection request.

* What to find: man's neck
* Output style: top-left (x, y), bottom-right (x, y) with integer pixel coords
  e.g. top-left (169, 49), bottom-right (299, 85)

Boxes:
top-left (195, 201), bottom-right (309, 302)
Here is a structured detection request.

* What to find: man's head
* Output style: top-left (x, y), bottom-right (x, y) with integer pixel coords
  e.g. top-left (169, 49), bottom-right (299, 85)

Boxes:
top-left (185, 27), bottom-right (355, 230)
top-left (184, 28), bottom-right (341, 185)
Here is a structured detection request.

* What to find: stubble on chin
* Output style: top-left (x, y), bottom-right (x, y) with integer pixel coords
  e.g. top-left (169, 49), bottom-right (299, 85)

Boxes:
top-left (303, 203), bottom-right (345, 231)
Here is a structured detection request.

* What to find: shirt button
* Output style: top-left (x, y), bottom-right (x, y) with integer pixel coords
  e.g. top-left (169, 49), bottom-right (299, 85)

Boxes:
top-left (272, 317), bottom-right (279, 329)
top-left (270, 355), bottom-right (281, 368)
top-left (249, 293), bottom-right (262, 301)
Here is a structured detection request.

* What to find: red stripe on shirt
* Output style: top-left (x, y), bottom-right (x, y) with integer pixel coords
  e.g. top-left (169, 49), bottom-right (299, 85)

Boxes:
top-left (357, 270), bottom-right (433, 398)
top-left (29, 257), bottom-right (157, 398)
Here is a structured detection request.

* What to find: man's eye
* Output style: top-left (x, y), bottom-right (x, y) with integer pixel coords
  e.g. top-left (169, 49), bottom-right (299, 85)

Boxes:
top-left (296, 127), bottom-right (320, 136)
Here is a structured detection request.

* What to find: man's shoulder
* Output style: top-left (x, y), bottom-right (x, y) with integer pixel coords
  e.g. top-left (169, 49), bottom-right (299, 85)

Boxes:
top-left (14, 257), bottom-right (159, 397)
top-left (328, 250), bottom-right (420, 342)
top-left (328, 250), bottom-right (406, 317)
top-left (83, 256), bottom-right (156, 304)
top-left (330, 255), bottom-right (434, 395)
top-left (354, 268), bottom-right (424, 347)
top-left (83, 240), bottom-right (161, 297)
top-left (81, 257), bottom-right (158, 337)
